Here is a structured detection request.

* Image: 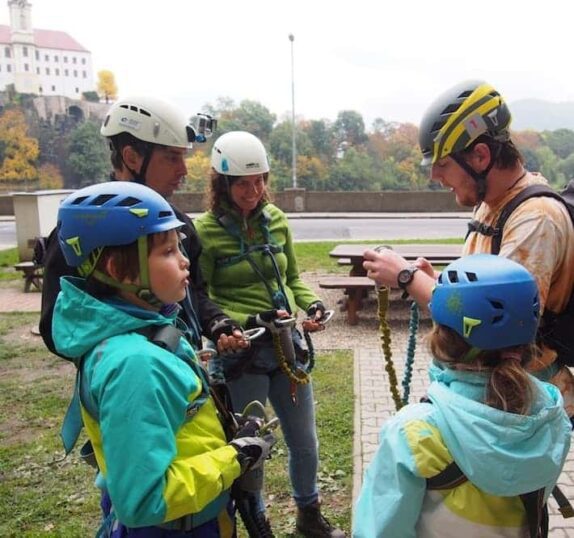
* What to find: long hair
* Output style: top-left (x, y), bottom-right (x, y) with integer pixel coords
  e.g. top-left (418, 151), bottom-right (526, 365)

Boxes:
top-left (205, 168), bottom-right (271, 212)
top-left (428, 325), bottom-right (536, 415)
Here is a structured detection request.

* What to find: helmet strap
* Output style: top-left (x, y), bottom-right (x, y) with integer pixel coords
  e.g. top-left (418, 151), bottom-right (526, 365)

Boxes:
top-left (114, 139), bottom-right (155, 186)
top-left (91, 235), bottom-right (163, 309)
top-left (461, 346), bottom-right (482, 363)
top-left (452, 142), bottom-right (501, 202)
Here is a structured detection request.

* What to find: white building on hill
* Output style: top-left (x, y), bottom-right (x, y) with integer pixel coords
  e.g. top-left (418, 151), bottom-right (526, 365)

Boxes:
top-left (0, 0), bottom-right (94, 99)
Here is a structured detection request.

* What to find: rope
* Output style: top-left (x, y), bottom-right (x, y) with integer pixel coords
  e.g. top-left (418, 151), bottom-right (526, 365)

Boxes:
top-left (402, 301), bottom-right (419, 406)
top-left (377, 286), bottom-right (404, 411)
top-left (272, 334), bottom-right (310, 385)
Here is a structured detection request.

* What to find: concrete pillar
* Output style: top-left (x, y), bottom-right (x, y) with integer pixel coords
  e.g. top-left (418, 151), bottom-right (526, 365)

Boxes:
top-left (12, 189), bottom-right (73, 260)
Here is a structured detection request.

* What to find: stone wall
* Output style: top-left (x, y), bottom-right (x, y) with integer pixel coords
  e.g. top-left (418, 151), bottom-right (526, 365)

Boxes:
top-left (0, 190), bottom-right (469, 216)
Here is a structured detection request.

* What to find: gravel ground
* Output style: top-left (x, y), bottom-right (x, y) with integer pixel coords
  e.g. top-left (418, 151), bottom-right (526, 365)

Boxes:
top-left (300, 271), bottom-right (433, 351)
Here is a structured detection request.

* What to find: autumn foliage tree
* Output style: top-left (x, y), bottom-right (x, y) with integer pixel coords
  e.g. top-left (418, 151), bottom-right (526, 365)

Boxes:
top-left (0, 107), bottom-right (39, 187)
top-left (97, 70), bottom-right (118, 103)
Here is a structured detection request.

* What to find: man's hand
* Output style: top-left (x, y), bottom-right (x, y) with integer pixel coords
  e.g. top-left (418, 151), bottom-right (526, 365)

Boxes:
top-left (210, 317), bottom-right (250, 354)
top-left (362, 247), bottom-right (410, 288)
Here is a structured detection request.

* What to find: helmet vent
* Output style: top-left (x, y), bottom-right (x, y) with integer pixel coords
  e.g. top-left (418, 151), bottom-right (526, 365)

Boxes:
top-left (139, 108), bottom-right (151, 117)
top-left (492, 314), bottom-right (504, 324)
top-left (458, 90), bottom-right (473, 98)
top-left (465, 272), bottom-right (478, 282)
top-left (489, 300), bottom-right (504, 310)
top-left (117, 196), bottom-right (141, 207)
top-left (71, 195), bottom-right (89, 205)
top-left (159, 210), bottom-right (173, 219)
top-left (447, 270), bottom-right (459, 283)
top-left (431, 120), bottom-right (446, 134)
top-left (442, 103), bottom-right (461, 115)
top-left (91, 194), bottom-right (117, 206)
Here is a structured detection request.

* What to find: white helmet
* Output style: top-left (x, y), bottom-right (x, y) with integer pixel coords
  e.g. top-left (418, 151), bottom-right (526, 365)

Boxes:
top-left (100, 96), bottom-right (195, 149)
top-left (211, 131), bottom-right (270, 175)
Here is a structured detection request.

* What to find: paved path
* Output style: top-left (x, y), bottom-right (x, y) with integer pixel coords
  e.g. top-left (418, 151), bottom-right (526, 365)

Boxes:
top-left (1, 284), bottom-right (573, 535)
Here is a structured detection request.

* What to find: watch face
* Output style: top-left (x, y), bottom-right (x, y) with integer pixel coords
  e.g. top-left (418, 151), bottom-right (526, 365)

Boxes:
top-left (398, 268), bottom-right (414, 287)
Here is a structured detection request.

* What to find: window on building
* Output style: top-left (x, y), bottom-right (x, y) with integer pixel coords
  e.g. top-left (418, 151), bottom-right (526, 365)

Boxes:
top-left (45, 54), bottom-right (49, 61)
top-left (64, 69), bottom-right (69, 76)
top-left (64, 56), bottom-right (68, 63)
top-left (23, 46), bottom-right (28, 57)
top-left (5, 47), bottom-right (11, 58)
top-left (46, 67), bottom-right (50, 75)
top-left (82, 70), bottom-right (87, 78)
top-left (24, 63), bottom-right (29, 71)
top-left (35, 50), bottom-right (39, 60)
top-left (55, 55), bottom-right (59, 62)
top-left (52, 85), bottom-right (56, 91)
top-left (36, 67), bottom-right (40, 74)
top-left (55, 68), bottom-right (60, 76)
top-left (73, 57), bottom-right (77, 64)
top-left (7, 64), bottom-right (11, 72)
top-left (73, 70), bottom-right (78, 77)
top-left (39, 86), bottom-right (43, 93)
top-left (75, 87), bottom-right (79, 93)
top-left (81, 58), bottom-right (86, 65)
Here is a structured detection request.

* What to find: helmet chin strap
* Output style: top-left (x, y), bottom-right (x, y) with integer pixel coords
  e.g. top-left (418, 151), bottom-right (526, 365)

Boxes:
top-left (452, 143), bottom-right (501, 203)
top-left (113, 139), bottom-right (154, 186)
top-left (92, 236), bottom-right (164, 308)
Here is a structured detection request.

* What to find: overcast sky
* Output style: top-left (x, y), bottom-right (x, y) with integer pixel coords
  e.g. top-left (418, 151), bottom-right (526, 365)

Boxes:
top-left (7, 0), bottom-right (574, 128)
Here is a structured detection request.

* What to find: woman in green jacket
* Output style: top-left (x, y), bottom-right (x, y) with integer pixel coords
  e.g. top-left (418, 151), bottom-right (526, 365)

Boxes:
top-left (195, 131), bottom-right (345, 538)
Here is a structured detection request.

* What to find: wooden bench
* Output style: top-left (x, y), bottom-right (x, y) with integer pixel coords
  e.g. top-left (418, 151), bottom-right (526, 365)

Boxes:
top-left (319, 276), bottom-right (375, 325)
top-left (14, 261), bottom-right (43, 292)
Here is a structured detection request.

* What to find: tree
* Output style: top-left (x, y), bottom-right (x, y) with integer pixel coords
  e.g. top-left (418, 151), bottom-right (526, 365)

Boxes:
top-left (66, 121), bottom-right (109, 188)
top-left (327, 147), bottom-right (377, 191)
top-left (332, 110), bottom-right (368, 149)
top-left (207, 98), bottom-right (276, 142)
top-left (269, 120), bottom-right (312, 166)
top-left (0, 107), bottom-right (39, 185)
top-left (543, 129), bottom-right (574, 159)
top-left (38, 163), bottom-right (64, 189)
top-left (97, 70), bottom-right (118, 103)
top-left (82, 91), bottom-right (100, 103)
top-left (302, 119), bottom-right (336, 162)
top-left (183, 151), bottom-right (211, 193)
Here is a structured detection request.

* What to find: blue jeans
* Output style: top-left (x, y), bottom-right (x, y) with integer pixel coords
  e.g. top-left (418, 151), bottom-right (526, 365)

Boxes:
top-left (220, 338), bottom-right (320, 512)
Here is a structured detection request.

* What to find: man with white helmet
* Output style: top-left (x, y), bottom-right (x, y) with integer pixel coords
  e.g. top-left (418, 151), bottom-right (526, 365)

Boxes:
top-left (40, 96), bottom-right (246, 355)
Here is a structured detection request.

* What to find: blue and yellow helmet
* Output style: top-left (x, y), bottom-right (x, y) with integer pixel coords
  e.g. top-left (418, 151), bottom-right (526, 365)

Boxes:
top-left (429, 254), bottom-right (540, 350)
top-left (57, 181), bottom-right (184, 276)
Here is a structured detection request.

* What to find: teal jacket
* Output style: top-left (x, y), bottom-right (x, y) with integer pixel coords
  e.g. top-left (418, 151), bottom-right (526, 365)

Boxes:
top-left (194, 202), bottom-right (319, 325)
top-left (353, 361), bottom-right (571, 538)
top-left (52, 277), bottom-right (240, 528)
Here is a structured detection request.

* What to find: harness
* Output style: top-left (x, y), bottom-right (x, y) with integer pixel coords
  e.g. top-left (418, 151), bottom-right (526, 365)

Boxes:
top-left (213, 209), bottom-right (319, 395)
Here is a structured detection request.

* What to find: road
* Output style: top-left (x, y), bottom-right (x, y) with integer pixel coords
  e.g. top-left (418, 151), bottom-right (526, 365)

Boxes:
top-left (0, 215), bottom-right (470, 251)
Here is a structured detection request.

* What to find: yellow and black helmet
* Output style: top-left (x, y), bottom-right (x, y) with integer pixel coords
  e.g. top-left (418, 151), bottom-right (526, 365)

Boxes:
top-left (419, 80), bottom-right (511, 166)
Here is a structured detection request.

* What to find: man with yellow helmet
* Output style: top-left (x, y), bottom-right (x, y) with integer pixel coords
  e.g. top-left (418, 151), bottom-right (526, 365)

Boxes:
top-left (364, 80), bottom-right (574, 415)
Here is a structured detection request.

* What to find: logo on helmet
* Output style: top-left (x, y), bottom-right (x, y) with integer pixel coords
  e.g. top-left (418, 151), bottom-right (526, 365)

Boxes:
top-left (119, 116), bottom-right (141, 131)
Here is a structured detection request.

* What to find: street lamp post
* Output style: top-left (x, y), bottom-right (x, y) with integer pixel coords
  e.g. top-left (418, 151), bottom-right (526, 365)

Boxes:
top-left (288, 33), bottom-right (297, 189)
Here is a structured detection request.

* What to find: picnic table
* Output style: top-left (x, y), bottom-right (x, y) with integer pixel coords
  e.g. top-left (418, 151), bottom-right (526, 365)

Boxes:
top-left (329, 243), bottom-right (462, 276)
top-left (320, 243), bottom-right (462, 324)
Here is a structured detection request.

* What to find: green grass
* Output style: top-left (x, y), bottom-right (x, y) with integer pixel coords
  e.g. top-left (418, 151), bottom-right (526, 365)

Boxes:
top-left (0, 312), bottom-right (353, 537)
top-left (0, 248), bottom-right (20, 281)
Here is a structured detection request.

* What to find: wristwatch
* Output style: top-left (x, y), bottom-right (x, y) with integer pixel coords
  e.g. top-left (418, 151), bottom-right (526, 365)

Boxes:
top-left (397, 265), bottom-right (419, 300)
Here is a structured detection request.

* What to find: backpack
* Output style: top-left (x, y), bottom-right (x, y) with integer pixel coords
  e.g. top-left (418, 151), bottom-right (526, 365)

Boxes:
top-left (466, 180), bottom-right (574, 366)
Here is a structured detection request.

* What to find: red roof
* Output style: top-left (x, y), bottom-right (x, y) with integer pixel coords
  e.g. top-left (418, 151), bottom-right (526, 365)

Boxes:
top-left (0, 24), bottom-right (89, 52)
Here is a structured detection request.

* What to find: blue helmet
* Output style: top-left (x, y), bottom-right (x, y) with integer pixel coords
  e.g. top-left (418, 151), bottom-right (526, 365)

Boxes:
top-left (57, 181), bottom-right (184, 274)
top-left (429, 254), bottom-right (540, 350)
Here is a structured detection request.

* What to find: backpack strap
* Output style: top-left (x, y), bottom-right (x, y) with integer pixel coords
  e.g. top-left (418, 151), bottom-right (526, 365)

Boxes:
top-left (467, 185), bottom-right (567, 255)
top-left (427, 461), bottom-right (549, 537)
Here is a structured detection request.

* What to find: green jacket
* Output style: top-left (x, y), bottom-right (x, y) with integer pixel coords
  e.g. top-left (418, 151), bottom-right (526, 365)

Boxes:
top-left (194, 202), bottom-right (319, 325)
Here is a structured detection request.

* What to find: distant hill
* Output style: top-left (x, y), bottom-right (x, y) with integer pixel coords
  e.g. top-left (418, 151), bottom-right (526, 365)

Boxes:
top-left (511, 99), bottom-right (574, 131)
